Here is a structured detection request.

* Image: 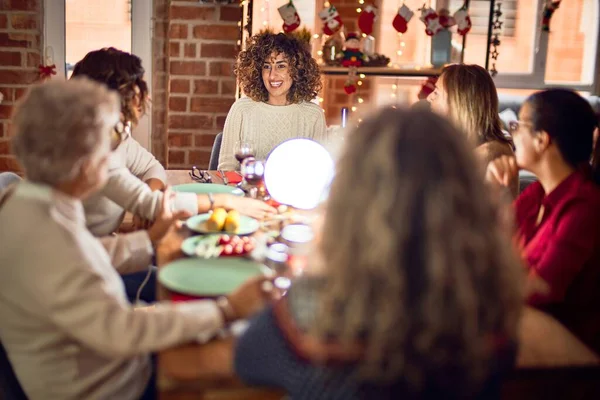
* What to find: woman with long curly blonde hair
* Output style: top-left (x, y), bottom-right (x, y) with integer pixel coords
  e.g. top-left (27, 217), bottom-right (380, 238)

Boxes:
top-left (234, 107), bottom-right (523, 399)
top-left (218, 32), bottom-right (327, 170)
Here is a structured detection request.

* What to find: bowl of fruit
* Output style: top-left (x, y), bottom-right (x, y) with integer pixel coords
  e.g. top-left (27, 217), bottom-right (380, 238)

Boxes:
top-left (181, 234), bottom-right (256, 258)
top-left (185, 208), bottom-right (260, 236)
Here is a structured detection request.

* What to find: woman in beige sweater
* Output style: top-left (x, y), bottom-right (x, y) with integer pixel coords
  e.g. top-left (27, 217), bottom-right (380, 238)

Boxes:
top-left (0, 79), bottom-right (274, 400)
top-left (218, 32), bottom-right (327, 170)
top-left (428, 64), bottom-right (518, 197)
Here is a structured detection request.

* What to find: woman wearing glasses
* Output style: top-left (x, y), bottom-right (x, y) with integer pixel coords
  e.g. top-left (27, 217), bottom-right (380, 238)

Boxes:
top-left (428, 64), bottom-right (518, 197)
top-left (71, 48), bottom-right (275, 237)
top-left (486, 88), bottom-right (600, 354)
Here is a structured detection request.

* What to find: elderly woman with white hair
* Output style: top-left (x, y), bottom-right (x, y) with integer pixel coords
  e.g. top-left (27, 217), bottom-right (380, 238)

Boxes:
top-left (0, 79), bottom-right (273, 400)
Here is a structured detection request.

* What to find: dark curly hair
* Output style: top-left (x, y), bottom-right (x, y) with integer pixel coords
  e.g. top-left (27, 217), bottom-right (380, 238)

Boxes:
top-left (235, 32), bottom-right (322, 104)
top-left (71, 47), bottom-right (148, 125)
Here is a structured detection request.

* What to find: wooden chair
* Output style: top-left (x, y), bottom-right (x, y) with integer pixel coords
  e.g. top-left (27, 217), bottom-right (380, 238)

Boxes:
top-left (0, 341), bottom-right (27, 400)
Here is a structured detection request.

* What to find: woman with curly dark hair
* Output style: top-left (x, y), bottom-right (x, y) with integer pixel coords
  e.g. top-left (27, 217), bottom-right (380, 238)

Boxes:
top-left (218, 32), bottom-right (327, 170)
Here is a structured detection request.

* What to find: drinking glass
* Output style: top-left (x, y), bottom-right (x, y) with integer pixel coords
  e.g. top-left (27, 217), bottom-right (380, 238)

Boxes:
top-left (241, 158), bottom-right (265, 199)
top-left (234, 139), bottom-right (255, 167)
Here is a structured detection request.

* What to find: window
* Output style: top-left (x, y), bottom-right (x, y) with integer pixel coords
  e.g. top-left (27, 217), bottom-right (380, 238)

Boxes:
top-left (44, 0), bottom-right (152, 149)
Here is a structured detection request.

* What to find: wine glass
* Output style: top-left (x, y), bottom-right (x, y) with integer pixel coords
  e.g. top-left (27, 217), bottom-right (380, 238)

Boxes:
top-left (241, 158), bottom-right (265, 199)
top-left (234, 139), bottom-right (255, 167)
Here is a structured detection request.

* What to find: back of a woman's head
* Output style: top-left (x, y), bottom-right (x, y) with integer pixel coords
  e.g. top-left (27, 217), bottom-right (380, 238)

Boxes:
top-left (525, 89), bottom-right (599, 182)
top-left (71, 47), bottom-right (147, 124)
top-left (440, 64), bottom-right (507, 146)
top-left (235, 31), bottom-right (321, 103)
top-left (317, 107), bottom-right (522, 394)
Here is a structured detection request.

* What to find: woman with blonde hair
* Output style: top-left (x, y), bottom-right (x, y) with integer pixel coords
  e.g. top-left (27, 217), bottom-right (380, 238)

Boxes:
top-left (218, 32), bottom-right (327, 170)
top-left (428, 64), bottom-right (518, 196)
top-left (233, 107), bottom-right (523, 399)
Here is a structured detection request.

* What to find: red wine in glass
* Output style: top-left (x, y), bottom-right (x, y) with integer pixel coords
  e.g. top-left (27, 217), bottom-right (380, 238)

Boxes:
top-left (235, 151), bottom-right (255, 163)
top-left (245, 174), bottom-right (263, 186)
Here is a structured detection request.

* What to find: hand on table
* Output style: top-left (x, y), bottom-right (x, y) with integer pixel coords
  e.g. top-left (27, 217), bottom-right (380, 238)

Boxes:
top-left (148, 187), bottom-right (192, 247)
top-left (227, 275), bottom-right (282, 320)
top-left (485, 155), bottom-right (519, 188)
top-left (222, 195), bottom-right (277, 220)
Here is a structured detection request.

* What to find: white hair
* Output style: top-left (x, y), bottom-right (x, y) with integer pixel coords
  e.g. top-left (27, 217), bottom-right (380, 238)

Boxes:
top-left (11, 78), bottom-right (120, 185)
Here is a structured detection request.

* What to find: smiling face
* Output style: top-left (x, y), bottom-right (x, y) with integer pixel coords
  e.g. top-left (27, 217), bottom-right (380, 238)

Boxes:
top-left (262, 52), bottom-right (293, 106)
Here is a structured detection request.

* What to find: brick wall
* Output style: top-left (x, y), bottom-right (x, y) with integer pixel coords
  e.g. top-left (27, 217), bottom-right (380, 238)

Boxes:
top-left (0, 0), bottom-right (43, 173)
top-left (164, 1), bottom-right (241, 169)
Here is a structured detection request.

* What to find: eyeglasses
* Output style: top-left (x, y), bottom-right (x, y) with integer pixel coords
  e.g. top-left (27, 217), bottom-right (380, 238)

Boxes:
top-left (508, 120), bottom-right (533, 134)
top-left (110, 121), bottom-right (131, 151)
top-left (189, 165), bottom-right (212, 183)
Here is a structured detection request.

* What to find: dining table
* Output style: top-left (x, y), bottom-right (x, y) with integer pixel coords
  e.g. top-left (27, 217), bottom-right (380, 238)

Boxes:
top-left (156, 169), bottom-right (285, 400)
top-left (154, 169), bottom-right (600, 400)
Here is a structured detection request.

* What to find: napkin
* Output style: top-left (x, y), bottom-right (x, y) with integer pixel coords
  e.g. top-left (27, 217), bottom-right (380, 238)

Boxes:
top-left (224, 171), bottom-right (243, 184)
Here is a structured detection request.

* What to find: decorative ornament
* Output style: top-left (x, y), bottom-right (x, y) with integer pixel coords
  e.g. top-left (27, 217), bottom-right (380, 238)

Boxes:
top-left (338, 32), bottom-right (367, 67)
top-left (319, 5), bottom-right (344, 36)
top-left (418, 6), bottom-right (443, 36)
top-left (541, 0), bottom-right (561, 32)
top-left (38, 64), bottom-right (57, 80)
top-left (438, 9), bottom-right (456, 29)
top-left (358, 4), bottom-right (378, 36)
top-left (278, 1), bottom-right (301, 33)
top-left (344, 80), bottom-right (357, 95)
top-left (38, 46), bottom-right (57, 81)
top-left (489, 2), bottom-right (503, 77)
top-left (418, 76), bottom-right (438, 100)
top-left (453, 3), bottom-right (472, 36)
top-left (393, 3), bottom-right (414, 34)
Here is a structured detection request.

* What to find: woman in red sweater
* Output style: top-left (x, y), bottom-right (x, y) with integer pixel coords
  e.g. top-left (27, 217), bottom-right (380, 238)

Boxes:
top-left (487, 89), bottom-right (600, 353)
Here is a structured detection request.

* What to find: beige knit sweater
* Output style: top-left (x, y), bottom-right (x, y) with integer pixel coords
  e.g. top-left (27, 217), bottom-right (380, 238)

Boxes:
top-left (218, 97), bottom-right (328, 170)
top-left (0, 182), bottom-right (223, 399)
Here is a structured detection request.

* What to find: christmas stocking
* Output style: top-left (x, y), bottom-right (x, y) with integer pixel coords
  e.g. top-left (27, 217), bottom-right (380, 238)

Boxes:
top-left (419, 7), bottom-right (443, 36)
top-left (319, 5), bottom-right (344, 36)
top-left (542, 1), bottom-right (561, 32)
top-left (453, 6), bottom-right (472, 35)
top-left (418, 76), bottom-right (438, 100)
top-left (393, 4), bottom-right (414, 34)
top-left (278, 2), bottom-right (301, 33)
top-left (358, 4), bottom-right (378, 36)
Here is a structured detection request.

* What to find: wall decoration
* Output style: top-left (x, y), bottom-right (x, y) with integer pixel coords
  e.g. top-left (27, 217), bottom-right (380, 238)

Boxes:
top-left (278, 1), bottom-right (301, 33)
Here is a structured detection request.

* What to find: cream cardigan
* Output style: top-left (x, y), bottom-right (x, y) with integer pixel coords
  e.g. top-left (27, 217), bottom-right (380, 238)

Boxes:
top-left (218, 97), bottom-right (328, 170)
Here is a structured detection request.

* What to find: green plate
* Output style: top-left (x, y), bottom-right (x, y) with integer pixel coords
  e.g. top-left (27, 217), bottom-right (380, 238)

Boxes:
top-left (173, 183), bottom-right (244, 196)
top-left (186, 213), bottom-right (259, 236)
top-left (158, 257), bottom-right (268, 297)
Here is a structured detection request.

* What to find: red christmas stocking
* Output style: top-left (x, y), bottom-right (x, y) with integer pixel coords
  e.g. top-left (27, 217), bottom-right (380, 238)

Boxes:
top-left (278, 2), bottom-right (301, 33)
top-left (419, 7), bottom-right (443, 36)
top-left (358, 4), bottom-right (378, 36)
top-left (393, 4), bottom-right (414, 34)
top-left (319, 5), bottom-right (344, 36)
top-left (454, 6), bottom-right (472, 35)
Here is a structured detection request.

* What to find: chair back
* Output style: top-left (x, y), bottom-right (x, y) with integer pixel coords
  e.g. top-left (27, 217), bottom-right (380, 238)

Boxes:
top-left (0, 341), bottom-right (27, 399)
top-left (209, 132), bottom-right (223, 171)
